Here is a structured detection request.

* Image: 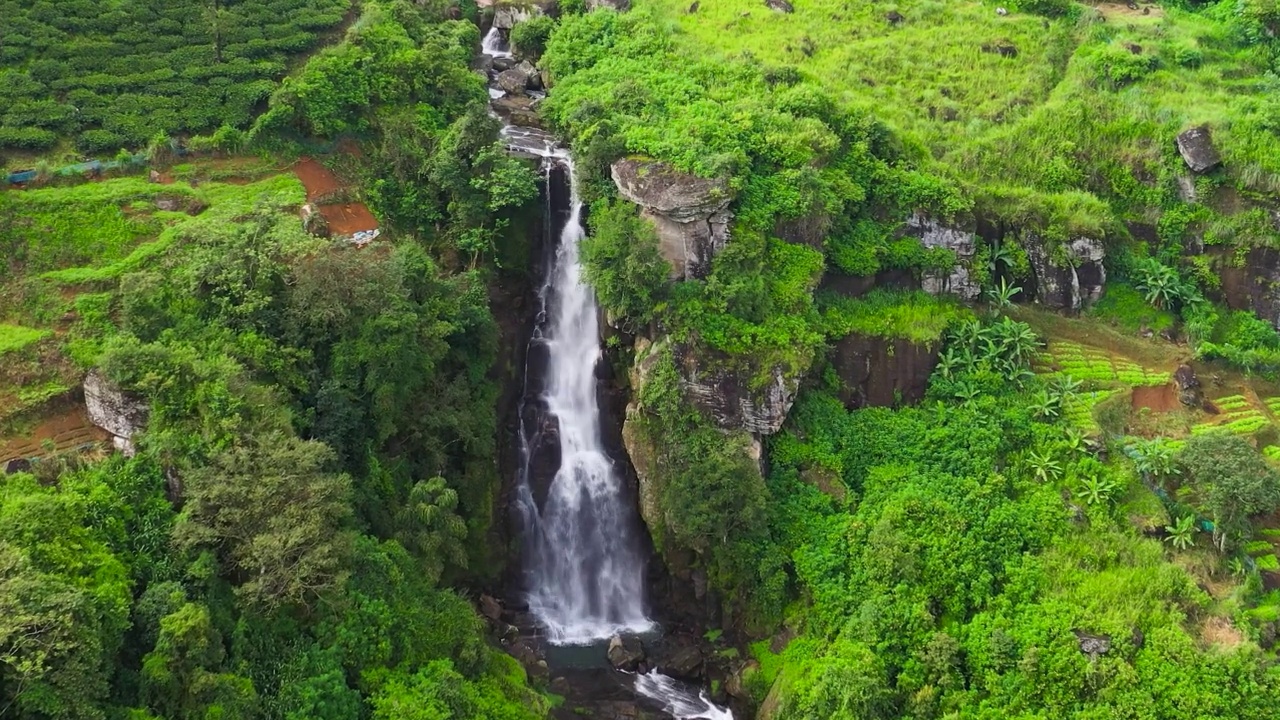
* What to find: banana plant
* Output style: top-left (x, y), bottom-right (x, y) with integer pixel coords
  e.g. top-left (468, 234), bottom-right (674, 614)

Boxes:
top-left (1163, 515), bottom-right (1197, 550)
top-left (1027, 450), bottom-right (1063, 483)
top-left (1075, 474), bottom-right (1118, 506)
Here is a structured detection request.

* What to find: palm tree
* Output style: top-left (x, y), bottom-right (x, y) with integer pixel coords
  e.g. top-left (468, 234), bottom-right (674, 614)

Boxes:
top-left (936, 347), bottom-right (963, 379)
top-left (394, 476), bottom-right (469, 585)
top-left (1163, 515), bottom-right (1197, 550)
top-left (1027, 450), bottom-right (1062, 483)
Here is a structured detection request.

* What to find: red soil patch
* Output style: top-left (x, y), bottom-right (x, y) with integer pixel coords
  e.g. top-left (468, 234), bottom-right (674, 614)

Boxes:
top-left (1132, 383), bottom-right (1180, 412)
top-left (293, 157), bottom-right (378, 236)
top-left (0, 403), bottom-right (109, 464)
top-left (294, 157), bottom-right (344, 200)
top-left (317, 204), bottom-right (379, 236)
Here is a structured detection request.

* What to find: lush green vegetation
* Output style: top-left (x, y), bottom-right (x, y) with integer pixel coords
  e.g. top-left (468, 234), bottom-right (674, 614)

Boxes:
top-left (0, 0), bottom-right (352, 153)
top-left (0, 1), bottom-right (548, 717)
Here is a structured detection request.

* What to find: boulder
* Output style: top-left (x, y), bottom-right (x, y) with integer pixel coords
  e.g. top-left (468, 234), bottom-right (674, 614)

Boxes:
top-left (906, 212), bottom-right (980, 300)
top-left (1177, 125), bottom-right (1221, 173)
top-left (607, 635), bottom-right (646, 672)
top-left (491, 56), bottom-right (516, 72)
top-left (84, 370), bottom-right (149, 456)
top-left (832, 333), bottom-right (939, 409)
top-left (588, 0), bottom-right (631, 8)
top-left (610, 158), bottom-right (734, 280)
top-left (497, 63), bottom-right (536, 94)
top-left (491, 94), bottom-right (544, 129)
top-left (479, 594), bottom-right (503, 622)
top-left (1024, 235), bottom-right (1106, 312)
top-left (1074, 630), bottom-right (1111, 659)
top-left (765, 0), bottom-right (794, 11)
top-left (657, 636), bottom-right (704, 681)
top-left (1174, 364), bottom-right (1203, 408)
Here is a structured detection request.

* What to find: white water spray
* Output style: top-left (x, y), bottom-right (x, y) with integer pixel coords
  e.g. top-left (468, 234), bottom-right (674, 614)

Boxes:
top-left (634, 671), bottom-right (735, 720)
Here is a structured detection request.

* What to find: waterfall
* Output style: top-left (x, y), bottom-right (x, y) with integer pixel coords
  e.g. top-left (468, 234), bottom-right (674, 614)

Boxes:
top-left (516, 153), bottom-right (654, 645)
top-left (483, 27), bottom-right (733, 720)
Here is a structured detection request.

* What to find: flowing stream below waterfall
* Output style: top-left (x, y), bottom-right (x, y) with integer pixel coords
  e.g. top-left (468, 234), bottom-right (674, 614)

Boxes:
top-left (482, 26), bottom-right (733, 720)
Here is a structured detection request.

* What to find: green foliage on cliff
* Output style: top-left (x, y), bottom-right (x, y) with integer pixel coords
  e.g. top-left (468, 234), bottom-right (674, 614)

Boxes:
top-left (820, 289), bottom-right (970, 345)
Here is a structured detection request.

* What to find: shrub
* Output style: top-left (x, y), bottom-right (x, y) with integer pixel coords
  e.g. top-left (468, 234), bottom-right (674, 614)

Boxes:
top-left (510, 16), bottom-right (556, 62)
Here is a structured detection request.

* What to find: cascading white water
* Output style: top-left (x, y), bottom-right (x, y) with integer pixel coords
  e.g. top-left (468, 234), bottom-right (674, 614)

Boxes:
top-left (634, 671), bottom-right (735, 720)
top-left (483, 27), bottom-right (733, 720)
top-left (519, 153), bottom-right (654, 645)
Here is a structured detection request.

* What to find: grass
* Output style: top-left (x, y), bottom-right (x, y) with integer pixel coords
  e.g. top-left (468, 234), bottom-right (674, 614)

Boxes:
top-left (1090, 282), bottom-right (1176, 334)
top-left (638, 0), bottom-right (1280, 219)
top-left (0, 324), bottom-right (51, 356)
top-left (820, 289), bottom-right (971, 344)
top-left (35, 174), bottom-right (305, 285)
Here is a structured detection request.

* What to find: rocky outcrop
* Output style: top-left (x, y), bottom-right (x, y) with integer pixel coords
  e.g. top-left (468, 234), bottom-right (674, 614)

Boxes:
top-left (765, 0), bottom-right (794, 11)
top-left (1024, 235), bottom-right (1106, 312)
top-left (490, 94), bottom-right (543, 129)
top-left (587, 0), bottom-right (631, 9)
top-left (83, 370), bottom-right (149, 456)
top-left (611, 158), bottom-right (734, 281)
top-left (496, 61), bottom-right (539, 94)
top-left (831, 333), bottom-right (939, 409)
top-left (1176, 125), bottom-right (1221, 173)
top-left (905, 212), bottom-right (980, 300)
top-left (1174, 364), bottom-right (1203, 408)
top-left (1216, 246), bottom-right (1280, 329)
top-left (492, 3), bottom-right (539, 29)
top-left (676, 353), bottom-right (796, 436)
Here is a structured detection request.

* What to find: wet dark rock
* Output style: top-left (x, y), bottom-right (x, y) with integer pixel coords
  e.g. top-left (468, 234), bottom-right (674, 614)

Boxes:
top-left (832, 333), bottom-right (939, 410)
top-left (1177, 125), bottom-right (1221, 173)
top-left (1074, 630), bottom-right (1111, 659)
top-left (689, 0), bottom-right (700, 11)
top-left (497, 63), bottom-right (537, 94)
top-left (1131, 627), bottom-right (1146, 650)
top-left (607, 635), bottom-right (647, 672)
top-left (765, 0), bottom-right (794, 11)
top-left (1174, 364), bottom-right (1203, 408)
top-left (480, 594), bottom-right (503, 622)
top-left (885, 9), bottom-right (903, 23)
top-left (524, 410), bottom-right (561, 504)
top-left (491, 94), bottom-right (544, 128)
top-left (550, 676), bottom-right (573, 696)
top-left (610, 158), bottom-right (734, 281)
top-left (725, 660), bottom-right (759, 700)
top-left (656, 635), bottom-right (705, 681)
top-left (492, 56), bottom-right (516, 72)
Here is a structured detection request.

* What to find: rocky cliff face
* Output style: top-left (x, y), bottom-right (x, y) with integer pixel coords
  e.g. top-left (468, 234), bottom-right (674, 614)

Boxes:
top-left (1024, 235), bottom-right (1106, 312)
top-left (83, 370), bottom-right (149, 455)
top-left (1216, 246), bottom-right (1280, 328)
top-left (674, 346), bottom-right (797, 436)
top-left (611, 158), bottom-right (734, 281)
top-left (831, 333), bottom-right (939, 409)
top-left (905, 212), bottom-right (981, 301)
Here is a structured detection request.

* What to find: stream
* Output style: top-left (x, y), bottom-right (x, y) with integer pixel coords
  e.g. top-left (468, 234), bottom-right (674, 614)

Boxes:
top-left (482, 26), bottom-right (734, 720)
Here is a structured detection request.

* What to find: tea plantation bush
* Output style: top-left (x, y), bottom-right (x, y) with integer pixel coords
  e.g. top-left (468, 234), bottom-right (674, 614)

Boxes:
top-left (0, 0), bottom-right (351, 152)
